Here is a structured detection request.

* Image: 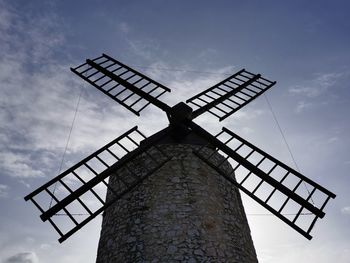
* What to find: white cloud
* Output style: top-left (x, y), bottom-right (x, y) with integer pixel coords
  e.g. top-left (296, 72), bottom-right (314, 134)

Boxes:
top-left (341, 206), bottom-right (350, 215)
top-left (327, 136), bottom-right (339, 143)
top-left (0, 152), bottom-right (44, 178)
top-left (39, 243), bottom-right (51, 250)
top-left (3, 252), bottom-right (38, 263)
top-left (0, 2), bottom-right (138, 179)
top-left (288, 71), bottom-right (349, 116)
top-left (231, 108), bottom-right (265, 121)
top-left (197, 48), bottom-right (218, 60)
top-left (118, 22), bottom-right (130, 33)
top-left (0, 184), bottom-right (9, 198)
top-left (126, 38), bottom-right (161, 60)
top-left (295, 101), bottom-right (312, 113)
top-left (241, 126), bottom-right (254, 134)
top-left (289, 72), bottom-right (345, 98)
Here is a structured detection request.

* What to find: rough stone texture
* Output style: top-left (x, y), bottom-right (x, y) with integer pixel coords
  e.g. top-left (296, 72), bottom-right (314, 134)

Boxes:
top-left (96, 144), bottom-right (258, 263)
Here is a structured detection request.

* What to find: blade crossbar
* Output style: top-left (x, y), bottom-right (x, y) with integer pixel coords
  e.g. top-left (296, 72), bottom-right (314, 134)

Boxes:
top-left (44, 188), bottom-right (79, 226)
top-left (72, 171), bottom-right (105, 205)
top-left (292, 187), bottom-right (316, 223)
top-left (187, 69), bottom-right (245, 101)
top-left (222, 127), bottom-right (335, 197)
top-left (39, 130), bottom-right (151, 220)
top-left (58, 179), bottom-right (93, 215)
top-left (137, 89), bottom-right (168, 113)
top-left (111, 78), bottom-right (147, 103)
top-left (86, 59), bottom-right (172, 113)
top-left (194, 152), bottom-right (314, 239)
top-left (30, 198), bottom-right (64, 237)
top-left (265, 172), bottom-right (289, 203)
top-left (102, 53), bottom-right (171, 92)
top-left (128, 81), bottom-right (152, 108)
top-left (189, 70), bottom-right (259, 118)
top-left (24, 126), bottom-right (171, 242)
top-left (71, 66), bottom-right (140, 115)
top-left (193, 97), bottom-right (223, 118)
top-left (24, 126), bottom-right (139, 200)
top-left (58, 156), bottom-right (170, 243)
top-left (71, 54), bottom-right (171, 116)
top-left (187, 69), bottom-right (276, 121)
top-left (189, 123), bottom-right (320, 214)
top-left (188, 121), bottom-right (336, 239)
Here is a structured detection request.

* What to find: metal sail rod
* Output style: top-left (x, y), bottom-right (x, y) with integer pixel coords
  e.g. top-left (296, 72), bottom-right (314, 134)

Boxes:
top-left (86, 59), bottom-right (172, 114)
top-left (187, 120), bottom-right (326, 218)
top-left (24, 126), bottom-right (139, 201)
top-left (190, 73), bottom-right (261, 119)
top-left (187, 69), bottom-right (245, 102)
top-left (222, 127), bottom-right (336, 198)
top-left (40, 134), bottom-right (163, 221)
top-left (102, 53), bottom-right (171, 92)
top-left (57, 158), bottom-right (170, 243)
top-left (70, 67), bottom-right (141, 116)
top-left (218, 81), bottom-right (276, 121)
top-left (194, 152), bottom-right (312, 240)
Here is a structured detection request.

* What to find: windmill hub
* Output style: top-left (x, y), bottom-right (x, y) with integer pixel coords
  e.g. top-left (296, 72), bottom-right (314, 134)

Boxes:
top-left (166, 102), bottom-right (193, 141)
top-left (168, 102), bottom-right (193, 126)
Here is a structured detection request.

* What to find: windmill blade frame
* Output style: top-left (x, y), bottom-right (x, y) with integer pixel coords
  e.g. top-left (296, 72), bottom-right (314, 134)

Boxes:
top-left (25, 53), bottom-right (336, 244)
top-left (24, 126), bottom-right (171, 243)
top-left (188, 121), bottom-right (336, 239)
top-left (187, 69), bottom-right (276, 121)
top-left (71, 53), bottom-right (172, 116)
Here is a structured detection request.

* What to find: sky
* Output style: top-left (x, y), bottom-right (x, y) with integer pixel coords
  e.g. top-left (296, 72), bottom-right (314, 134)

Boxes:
top-left (0, 0), bottom-right (349, 262)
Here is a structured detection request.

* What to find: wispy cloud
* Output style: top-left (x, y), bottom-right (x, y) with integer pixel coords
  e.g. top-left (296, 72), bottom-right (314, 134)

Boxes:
top-left (127, 38), bottom-right (161, 61)
top-left (197, 48), bottom-right (218, 61)
top-left (118, 22), bottom-right (130, 33)
top-left (327, 136), bottom-right (339, 144)
top-left (39, 243), bottom-right (51, 250)
top-left (341, 206), bottom-right (350, 215)
top-left (0, 152), bottom-right (44, 178)
top-left (0, 184), bottom-right (9, 198)
top-left (289, 72), bottom-right (345, 98)
top-left (3, 252), bottom-right (38, 263)
top-left (295, 100), bottom-right (312, 113)
top-left (0, 2), bottom-right (138, 179)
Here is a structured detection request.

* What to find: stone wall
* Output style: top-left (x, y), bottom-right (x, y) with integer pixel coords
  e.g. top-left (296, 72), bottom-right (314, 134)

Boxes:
top-left (96, 144), bottom-right (258, 263)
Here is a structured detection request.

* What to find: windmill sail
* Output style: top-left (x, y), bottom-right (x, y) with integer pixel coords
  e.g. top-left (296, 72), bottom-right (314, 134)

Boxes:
top-left (187, 69), bottom-right (275, 121)
top-left (24, 126), bottom-right (171, 243)
top-left (71, 54), bottom-right (172, 116)
top-left (188, 122), bottom-right (336, 239)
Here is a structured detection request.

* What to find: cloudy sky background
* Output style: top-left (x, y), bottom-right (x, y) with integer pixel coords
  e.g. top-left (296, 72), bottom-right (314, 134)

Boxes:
top-left (0, 0), bottom-right (349, 262)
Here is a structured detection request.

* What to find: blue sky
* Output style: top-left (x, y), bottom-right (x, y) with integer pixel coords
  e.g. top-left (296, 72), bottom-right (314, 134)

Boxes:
top-left (0, 0), bottom-right (349, 262)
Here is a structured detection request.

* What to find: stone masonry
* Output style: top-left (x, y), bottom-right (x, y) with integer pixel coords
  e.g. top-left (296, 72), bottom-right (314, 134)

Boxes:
top-left (96, 144), bottom-right (258, 263)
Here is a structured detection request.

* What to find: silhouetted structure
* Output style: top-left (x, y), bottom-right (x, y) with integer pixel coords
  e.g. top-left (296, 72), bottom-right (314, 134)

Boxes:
top-left (25, 54), bottom-right (335, 262)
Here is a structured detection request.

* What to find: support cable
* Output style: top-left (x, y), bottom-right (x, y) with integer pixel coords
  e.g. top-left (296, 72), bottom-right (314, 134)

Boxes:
top-left (247, 212), bottom-right (313, 216)
top-left (49, 86), bottom-right (84, 209)
top-left (53, 212), bottom-right (313, 217)
top-left (263, 93), bottom-right (315, 205)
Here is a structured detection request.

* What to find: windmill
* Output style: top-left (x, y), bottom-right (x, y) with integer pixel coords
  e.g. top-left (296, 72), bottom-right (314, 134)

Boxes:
top-left (25, 53), bottom-right (335, 261)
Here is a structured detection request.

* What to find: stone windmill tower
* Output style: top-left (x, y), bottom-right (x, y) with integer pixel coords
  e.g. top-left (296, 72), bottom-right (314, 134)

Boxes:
top-left (25, 53), bottom-right (336, 262)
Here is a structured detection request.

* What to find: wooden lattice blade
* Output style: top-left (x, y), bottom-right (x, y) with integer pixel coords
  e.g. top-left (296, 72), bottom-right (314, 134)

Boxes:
top-left (71, 54), bottom-right (171, 116)
top-left (24, 126), bottom-right (171, 243)
top-left (187, 69), bottom-right (276, 121)
top-left (188, 121), bottom-right (336, 239)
